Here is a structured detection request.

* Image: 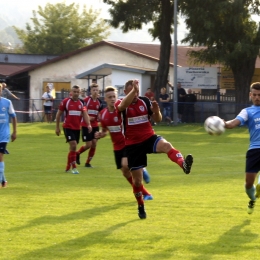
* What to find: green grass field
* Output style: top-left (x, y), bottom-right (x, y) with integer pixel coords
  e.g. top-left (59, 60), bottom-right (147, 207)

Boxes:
top-left (1, 123), bottom-right (260, 260)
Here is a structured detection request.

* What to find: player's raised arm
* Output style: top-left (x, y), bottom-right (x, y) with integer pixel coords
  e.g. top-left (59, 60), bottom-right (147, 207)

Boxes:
top-left (118, 79), bottom-right (139, 112)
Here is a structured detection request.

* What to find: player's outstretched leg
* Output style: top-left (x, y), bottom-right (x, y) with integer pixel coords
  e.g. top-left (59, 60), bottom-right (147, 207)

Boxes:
top-left (183, 154), bottom-right (193, 174)
top-left (142, 168), bottom-right (150, 184)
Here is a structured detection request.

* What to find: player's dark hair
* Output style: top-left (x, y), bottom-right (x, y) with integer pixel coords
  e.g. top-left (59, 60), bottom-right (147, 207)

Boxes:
top-left (124, 80), bottom-right (134, 90)
top-left (250, 82), bottom-right (260, 91)
top-left (104, 86), bottom-right (117, 93)
top-left (91, 83), bottom-right (99, 89)
top-left (72, 85), bottom-right (80, 89)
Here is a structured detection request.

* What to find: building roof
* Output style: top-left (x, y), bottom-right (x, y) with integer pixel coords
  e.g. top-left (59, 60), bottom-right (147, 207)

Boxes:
top-left (76, 63), bottom-right (157, 79)
top-left (1, 40), bottom-right (260, 77)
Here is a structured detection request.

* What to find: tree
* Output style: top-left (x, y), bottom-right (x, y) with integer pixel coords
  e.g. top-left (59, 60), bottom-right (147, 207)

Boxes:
top-left (103, 0), bottom-right (174, 98)
top-left (14, 2), bottom-right (110, 55)
top-left (180, 0), bottom-right (260, 105)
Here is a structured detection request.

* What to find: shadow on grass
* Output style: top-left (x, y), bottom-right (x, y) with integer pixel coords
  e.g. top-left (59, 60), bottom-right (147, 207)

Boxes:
top-left (9, 201), bottom-right (132, 232)
top-left (16, 219), bottom-right (139, 260)
top-left (188, 219), bottom-right (257, 259)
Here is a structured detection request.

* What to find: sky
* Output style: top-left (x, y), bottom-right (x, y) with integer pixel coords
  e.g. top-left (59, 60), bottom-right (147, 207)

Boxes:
top-left (4, 0), bottom-right (188, 45)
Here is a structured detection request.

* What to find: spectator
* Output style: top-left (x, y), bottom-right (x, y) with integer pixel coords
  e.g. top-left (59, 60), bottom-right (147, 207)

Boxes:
top-left (1, 83), bottom-right (20, 100)
top-left (42, 85), bottom-right (54, 123)
top-left (183, 89), bottom-right (197, 123)
top-left (168, 82), bottom-right (186, 123)
top-left (159, 87), bottom-right (173, 125)
top-left (144, 87), bottom-right (155, 101)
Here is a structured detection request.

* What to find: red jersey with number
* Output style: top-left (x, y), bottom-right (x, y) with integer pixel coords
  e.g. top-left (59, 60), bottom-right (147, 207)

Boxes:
top-left (99, 107), bottom-right (125, 151)
top-left (58, 98), bottom-right (86, 130)
top-left (82, 96), bottom-right (103, 127)
top-left (115, 97), bottom-right (154, 145)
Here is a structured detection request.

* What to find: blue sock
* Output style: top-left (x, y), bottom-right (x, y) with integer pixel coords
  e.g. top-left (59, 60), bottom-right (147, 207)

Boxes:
top-left (245, 184), bottom-right (256, 201)
top-left (0, 162), bottom-right (5, 183)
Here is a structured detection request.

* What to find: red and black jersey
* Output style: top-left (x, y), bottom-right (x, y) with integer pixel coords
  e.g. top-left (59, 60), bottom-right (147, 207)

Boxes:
top-left (99, 107), bottom-right (125, 151)
top-left (58, 98), bottom-right (86, 130)
top-left (115, 96), bottom-right (154, 145)
top-left (82, 96), bottom-right (103, 127)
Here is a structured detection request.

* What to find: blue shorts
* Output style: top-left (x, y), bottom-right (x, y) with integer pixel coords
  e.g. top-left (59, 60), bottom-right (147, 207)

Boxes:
top-left (246, 148), bottom-right (260, 173)
top-left (44, 105), bottom-right (52, 114)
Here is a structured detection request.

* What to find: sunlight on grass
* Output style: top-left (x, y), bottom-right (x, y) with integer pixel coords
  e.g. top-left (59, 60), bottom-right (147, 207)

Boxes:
top-left (1, 123), bottom-right (260, 260)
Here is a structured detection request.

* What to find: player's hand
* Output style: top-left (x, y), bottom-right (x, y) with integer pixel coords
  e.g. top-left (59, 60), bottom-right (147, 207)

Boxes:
top-left (11, 133), bottom-right (16, 142)
top-left (151, 101), bottom-right (160, 113)
top-left (88, 126), bottom-right (92, 133)
top-left (132, 79), bottom-right (139, 93)
top-left (55, 128), bottom-right (61, 136)
top-left (94, 131), bottom-right (101, 139)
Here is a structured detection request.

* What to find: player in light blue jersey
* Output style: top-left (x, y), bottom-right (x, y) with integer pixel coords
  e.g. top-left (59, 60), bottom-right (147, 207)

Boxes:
top-left (0, 83), bottom-right (17, 188)
top-left (225, 82), bottom-right (260, 214)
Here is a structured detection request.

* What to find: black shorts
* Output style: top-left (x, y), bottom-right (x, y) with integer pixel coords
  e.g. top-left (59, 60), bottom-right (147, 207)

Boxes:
top-left (114, 148), bottom-right (127, 169)
top-left (44, 105), bottom-right (52, 114)
top-left (82, 126), bottom-right (99, 142)
top-left (63, 128), bottom-right (80, 144)
top-left (246, 148), bottom-right (260, 173)
top-left (0, 142), bottom-right (9, 154)
top-left (126, 134), bottom-right (163, 171)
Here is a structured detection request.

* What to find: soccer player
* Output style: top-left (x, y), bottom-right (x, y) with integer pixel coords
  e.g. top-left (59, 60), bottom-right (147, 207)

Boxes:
top-left (76, 84), bottom-right (103, 168)
top-left (95, 86), bottom-right (152, 201)
top-left (0, 83), bottom-right (17, 188)
top-left (55, 85), bottom-right (92, 174)
top-left (224, 82), bottom-right (260, 214)
top-left (116, 79), bottom-right (193, 219)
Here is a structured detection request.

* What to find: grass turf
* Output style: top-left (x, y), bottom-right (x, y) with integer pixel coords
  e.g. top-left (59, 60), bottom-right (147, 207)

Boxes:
top-left (1, 123), bottom-right (260, 260)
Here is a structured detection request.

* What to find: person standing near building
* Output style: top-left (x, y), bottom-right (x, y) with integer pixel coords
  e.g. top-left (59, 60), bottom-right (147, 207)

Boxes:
top-left (116, 79), bottom-right (193, 219)
top-left (0, 83), bottom-right (17, 188)
top-left (159, 87), bottom-right (173, 125)
top-left (224, 82), bottom-right (260, 214)
top-left (168, 82), bottom-right (186, 123)
top-left (183, 89), bottom-right (197, 123)
top-left (1, 83), bottom-right (20, 100)
top-left (95, 86), bottom-right (152, 199)
top-left (76, 83), bottom-right (103, 168)
top-left (144, 87), bottom-right (155, 101)
top-left (42, 85), bottom-right (54, 123)
top-left (55, 85), bottom-right (92, 174)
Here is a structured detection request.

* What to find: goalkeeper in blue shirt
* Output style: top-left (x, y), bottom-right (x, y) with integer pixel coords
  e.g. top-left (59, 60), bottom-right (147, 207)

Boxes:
top-left (225, 82), bottom-right (260, 214)
top-left (0, 83), bottom-right (17, 188)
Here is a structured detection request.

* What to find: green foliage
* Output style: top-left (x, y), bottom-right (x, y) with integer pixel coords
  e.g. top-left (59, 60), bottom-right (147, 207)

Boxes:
top-left (103, 0), bottom-right (174, 97)
top-left (13, 2), bottom-right (110, 55)
top-left (180, 0), bottom-right (260, 105)
top-left (2, 123), bottom-right (260, 259)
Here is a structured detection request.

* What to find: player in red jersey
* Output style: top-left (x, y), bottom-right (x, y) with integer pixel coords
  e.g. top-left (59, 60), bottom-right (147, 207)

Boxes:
top-left (95, 86), bottom-right (152, 201)
top-left (55, 85), bottom-right (92, 174)
top-left (76, 84), bottom-right (103, 168)
top-left (116, 79), bottom-right (193, 219)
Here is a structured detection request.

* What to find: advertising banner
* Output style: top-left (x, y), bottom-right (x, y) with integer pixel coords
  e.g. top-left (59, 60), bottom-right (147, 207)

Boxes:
top-left (177, 67), bottom-right (218, 89)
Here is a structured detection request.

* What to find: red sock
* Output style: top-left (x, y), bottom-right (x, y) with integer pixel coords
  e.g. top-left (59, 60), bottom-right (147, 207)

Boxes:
top-left (66, 153), bottom-right (70, 170)
top-left (86, 147), bottom-right (96, 164)
top-left (133, 184), bottom-right (144, 205)
top-left (167, 148), bottom-right (184, 168)
top-left (142, 186), bottom-right (151, 196)
top-left (69, 151), bottom-right (77, 169)
top-left (77, 146), bottom-right (86, 155)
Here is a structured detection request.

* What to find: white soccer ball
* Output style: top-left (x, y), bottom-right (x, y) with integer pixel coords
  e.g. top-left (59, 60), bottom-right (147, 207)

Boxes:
top-left (204, 116), bottom-right (225, 136)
